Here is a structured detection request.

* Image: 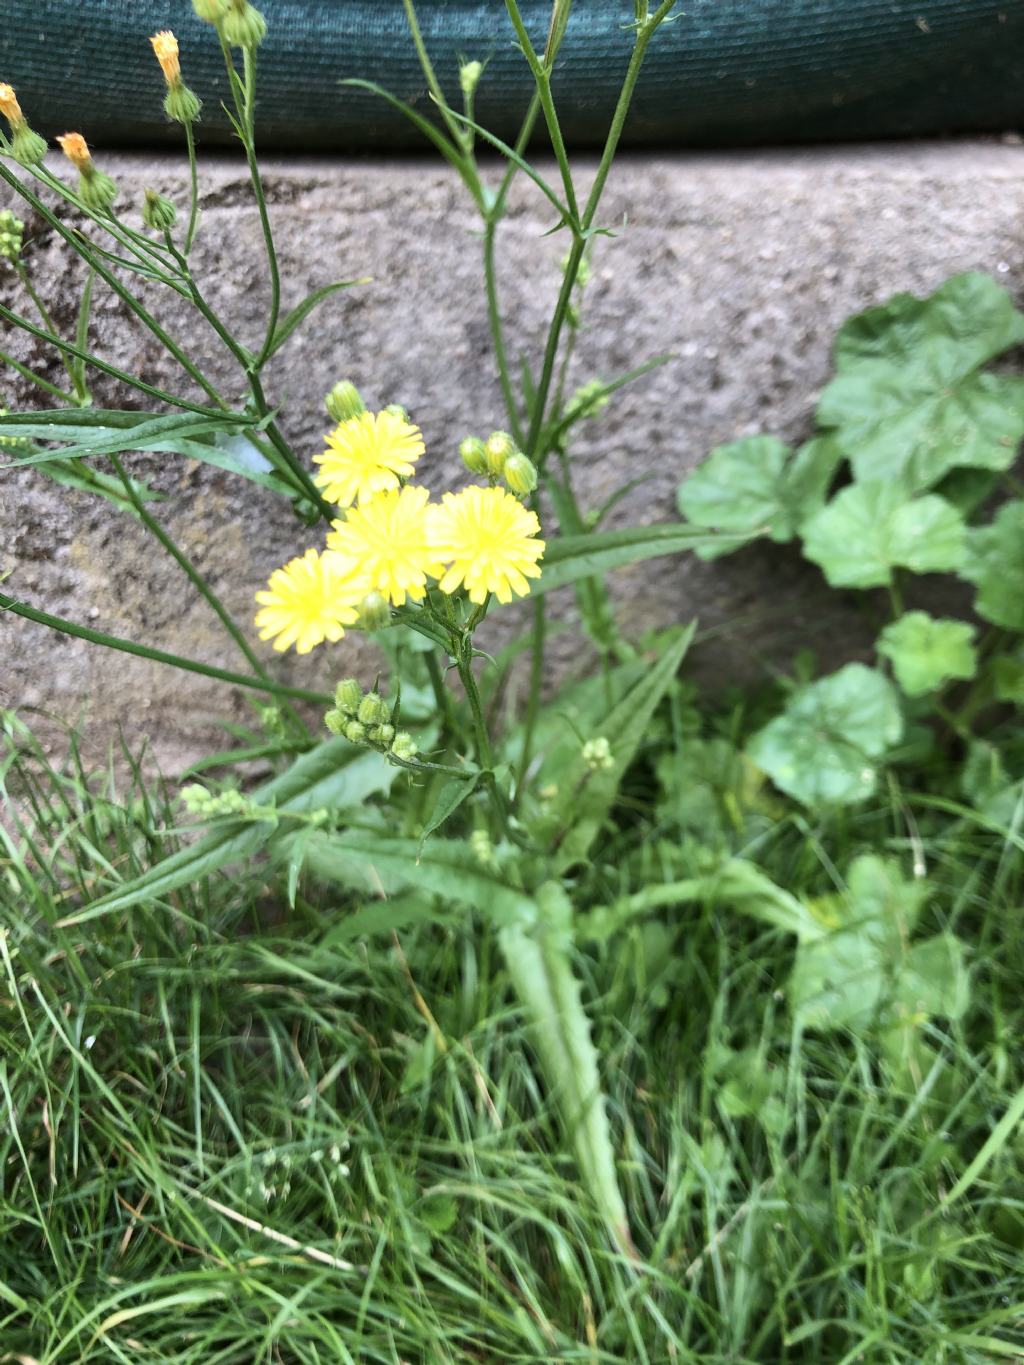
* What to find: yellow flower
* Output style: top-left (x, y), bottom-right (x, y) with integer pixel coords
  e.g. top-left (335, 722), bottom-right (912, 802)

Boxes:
top-left (150, 31), bottom-right (181, 85)
top-left (326, 485), bottom-right (442, 607)
top-left (314, 409), bottom-right (425, 509)
top-left (254, 547), bottom-right (366, 654)
top-left (0, 83), bottom-right (25, 129)
top-left (57, 133), bottom-right (92, 172)
top-left (430, 485), bottom-right (544, 605)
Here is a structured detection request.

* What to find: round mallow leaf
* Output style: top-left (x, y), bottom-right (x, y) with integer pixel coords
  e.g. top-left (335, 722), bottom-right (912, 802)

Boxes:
top-left (876, 612), bottom-right (977, 697)
top-left (961, 499), bottom-right (1024, 631)
top-left (801, 482), bottom-right (966, 589)
top-left (748, 664), bottom-right (904, 807)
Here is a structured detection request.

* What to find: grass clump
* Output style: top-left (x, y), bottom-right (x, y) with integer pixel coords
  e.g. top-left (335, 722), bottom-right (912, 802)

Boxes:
top-left (3, 707), bottom-right (1024, 1363)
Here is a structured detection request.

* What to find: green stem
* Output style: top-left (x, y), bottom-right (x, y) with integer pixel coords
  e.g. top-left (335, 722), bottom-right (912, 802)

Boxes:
top-left (425, 648), bottom-right (459, 741)
top-left (184, 119), bottom-right (201, 253)
top-left (483, 219), bottom-right (524, 448)
top-left (503, 0), bottom-right (579, 223)
top-left (400, 0), bottom-right (467, 149)
top-left (0, 591), bottom-right (333, 705)
top-left (248, 372), bottom-right (336, 517)
top-left (106, 451), bottom-right (298, 724)
top-left (0, 347), bottom-right (75, 405)
top-left (14, 262), bottom-right (83, 402)
top-left (517, 594), bottom-right (546, 795)
top-left (0, 301), bottom-right (227, 417)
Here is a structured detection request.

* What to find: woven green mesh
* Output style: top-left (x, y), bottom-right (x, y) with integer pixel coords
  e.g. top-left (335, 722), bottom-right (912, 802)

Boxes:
top-left (2, 1), bottom-right (1022, 150)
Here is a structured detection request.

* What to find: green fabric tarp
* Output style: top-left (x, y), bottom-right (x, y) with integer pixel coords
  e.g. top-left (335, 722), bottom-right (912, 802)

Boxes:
top-left (2, 1), bottom-right (1023, 150)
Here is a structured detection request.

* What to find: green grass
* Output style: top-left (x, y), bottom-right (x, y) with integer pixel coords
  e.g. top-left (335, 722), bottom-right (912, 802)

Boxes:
top-left (2, 709), bottom-right (1024, 1363)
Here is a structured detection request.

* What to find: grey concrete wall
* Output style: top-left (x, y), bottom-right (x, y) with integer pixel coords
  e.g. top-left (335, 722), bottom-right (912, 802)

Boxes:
top-left (2, 143), bottom-right (1022, 770)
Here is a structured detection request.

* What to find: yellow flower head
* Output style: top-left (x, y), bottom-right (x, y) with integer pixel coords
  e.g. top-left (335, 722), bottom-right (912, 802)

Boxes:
top-left (0, 83), bottom-right (25, 130)
top-left (150, 31), bottom-right (181, 85)
top-left (327, 485), bottom-right (443, 607)
top-left (430, 485), bottom-right (545, 605)
top-left (254, 547), bottom-right (366, 654)
top-left (57, 133), bottom-right (92, 172)
top-left (314, 409), bottom-right (425, 509)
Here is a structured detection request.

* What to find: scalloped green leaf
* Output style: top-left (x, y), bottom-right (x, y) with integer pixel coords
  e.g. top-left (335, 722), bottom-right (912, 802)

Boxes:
top-left (961, 499), bottom-right (1024, 630)
top-left (677, 434), bottom-right (842, 560)
top-left (817, 272), bottom-right (1024, 492)
top-left (747, 664), bottom-right (904, 807)
top-left (801, 483), bottom-right (966, 588)
top-left (877, 612), bottom-right (977, 697)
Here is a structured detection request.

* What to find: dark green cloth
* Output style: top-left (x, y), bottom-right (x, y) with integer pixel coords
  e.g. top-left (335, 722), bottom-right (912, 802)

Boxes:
top-left (3, 1), bottom-right (1022, 150)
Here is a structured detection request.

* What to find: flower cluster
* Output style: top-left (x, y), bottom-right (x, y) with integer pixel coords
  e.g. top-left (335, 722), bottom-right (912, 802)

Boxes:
top-left (255, 387), bottom-right (545, 655)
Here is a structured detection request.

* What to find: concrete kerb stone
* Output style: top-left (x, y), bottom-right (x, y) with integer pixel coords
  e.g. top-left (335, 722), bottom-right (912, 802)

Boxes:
top-left (2, 142), bottom-right (1022, 770)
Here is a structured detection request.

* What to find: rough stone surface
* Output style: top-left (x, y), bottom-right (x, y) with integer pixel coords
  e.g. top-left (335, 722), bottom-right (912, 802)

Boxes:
top-left (2, 142), bottom-right (1022, 771)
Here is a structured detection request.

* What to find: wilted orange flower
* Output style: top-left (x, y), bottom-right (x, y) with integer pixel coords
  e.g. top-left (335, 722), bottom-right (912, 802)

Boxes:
top-left (0, 83), bottom-right (24, 129)
top-left (150, 31), bottom-right (181, 85)
top-left (57, 133), bottom-right (92, 171)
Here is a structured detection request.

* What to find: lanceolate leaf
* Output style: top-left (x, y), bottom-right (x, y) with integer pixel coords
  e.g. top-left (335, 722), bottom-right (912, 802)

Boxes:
top-left (817, 272), bottom-right (1024, 491)
top-left (301, 831), bottom-right (537, 928)
top-left (537, 526), bottom-right (738, 595)
top-left (500, 882), bottom-right (631, 1252)
top-left (57, 740), bottom-right (391, 926)
top-left (550, 626), bottom-right (695, 873)
top-left (268, 278), bottom-right (371, 358)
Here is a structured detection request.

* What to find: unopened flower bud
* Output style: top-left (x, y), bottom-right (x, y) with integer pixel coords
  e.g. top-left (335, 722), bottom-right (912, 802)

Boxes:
top-left (582, 736), bottom-right (613, 771)
top-left (11, 125), bottom-right (47, 167)
top-left (502, 451), bottom-right (538, 497)
top-left (459, 61), bottom-right (483, 98)
top-left (569, 378), bottom-right (609, 419)
top-left (343, 720), bottom-right (367, 745)
top-left (193, 0), bottom-right (228, 21)
top-left (324, 708), bottom-right (346, 735)
top-left (383, 404), bottom-right (409, 421)
top-left (357, 692), bottom-right (390, 727)
top-left (334, 678), bottom-right (362, 713)
top-left (484, 430), bottom-right (515, 477)
top-left (142, 188), bottom-right (177, 232)
top-left (391, 732), bottom-right (418, 761)
top-left (223, 0), bottom-right (267, 48)
top-left (460, 435), bottom-right (488, 476)
top-left (165, 82), bottom-right (202, 125)
top-left (325, 380), bottom-right (364, 424)
top-left (0, 210), bottom-right (23, 262)
top-left (369, 723), bottom-right (395, 746)
top-left (357, 591), bottom-right (390, 633)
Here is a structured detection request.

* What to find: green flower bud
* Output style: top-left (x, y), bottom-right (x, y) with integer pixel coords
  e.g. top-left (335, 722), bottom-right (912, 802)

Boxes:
top-left (357, 591), bottom-right (391, 633)
top-left (223, 0), bottom-right (267, 47)
top-left (470, 828), bottom-right (499, 871)
top-left (334, 678), bottom-right (363, 714)
top-left (0, 210), bottom-right (23, 262)
top-left (164, 81), bottom-right (202, 125)
top-left (141, 189), bottom-right (177, 233)
top-left (484, 430), bottom-right (515, 477)
top-left (569, 378), bottom-right (610, 420)
top-left (369, 723), bottom-right (396, 746)
top-left (459, 61), bottom-right (483, 98)
top-left (343, 720), bottom-right (367, 745)
top-left (80, 170), bottom-right (118, 214)
top-left (324, 708), bottom-right (346, 735)
top-left (383, 403), bottom-right (409, 421)
top-left (10, 124), bottom-right (47, 168)
top-left (582, 736), bottom-right (613, 771)
top-left (502, 451), bottom-right (538, 497)
top-left (391, 732), bottom-right (418, 761)
top-left (459, 435), bottom-right (488, 476)
top-left (357, 692), bottom-right (390, 727)
top-left (193, 0), bottom-right (228, 20)
top-left (325, 380), bottom-right (365, 424)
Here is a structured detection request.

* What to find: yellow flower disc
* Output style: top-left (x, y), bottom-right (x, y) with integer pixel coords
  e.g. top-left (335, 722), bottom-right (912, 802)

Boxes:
top-left (254, 547), bottom-right (366, 654)
top-left (327, 485), bottom-right (442, 607)
top-left (430, 485), bottom-right (544, 605)
top-left (314, 409), bottom-right (425, 508)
